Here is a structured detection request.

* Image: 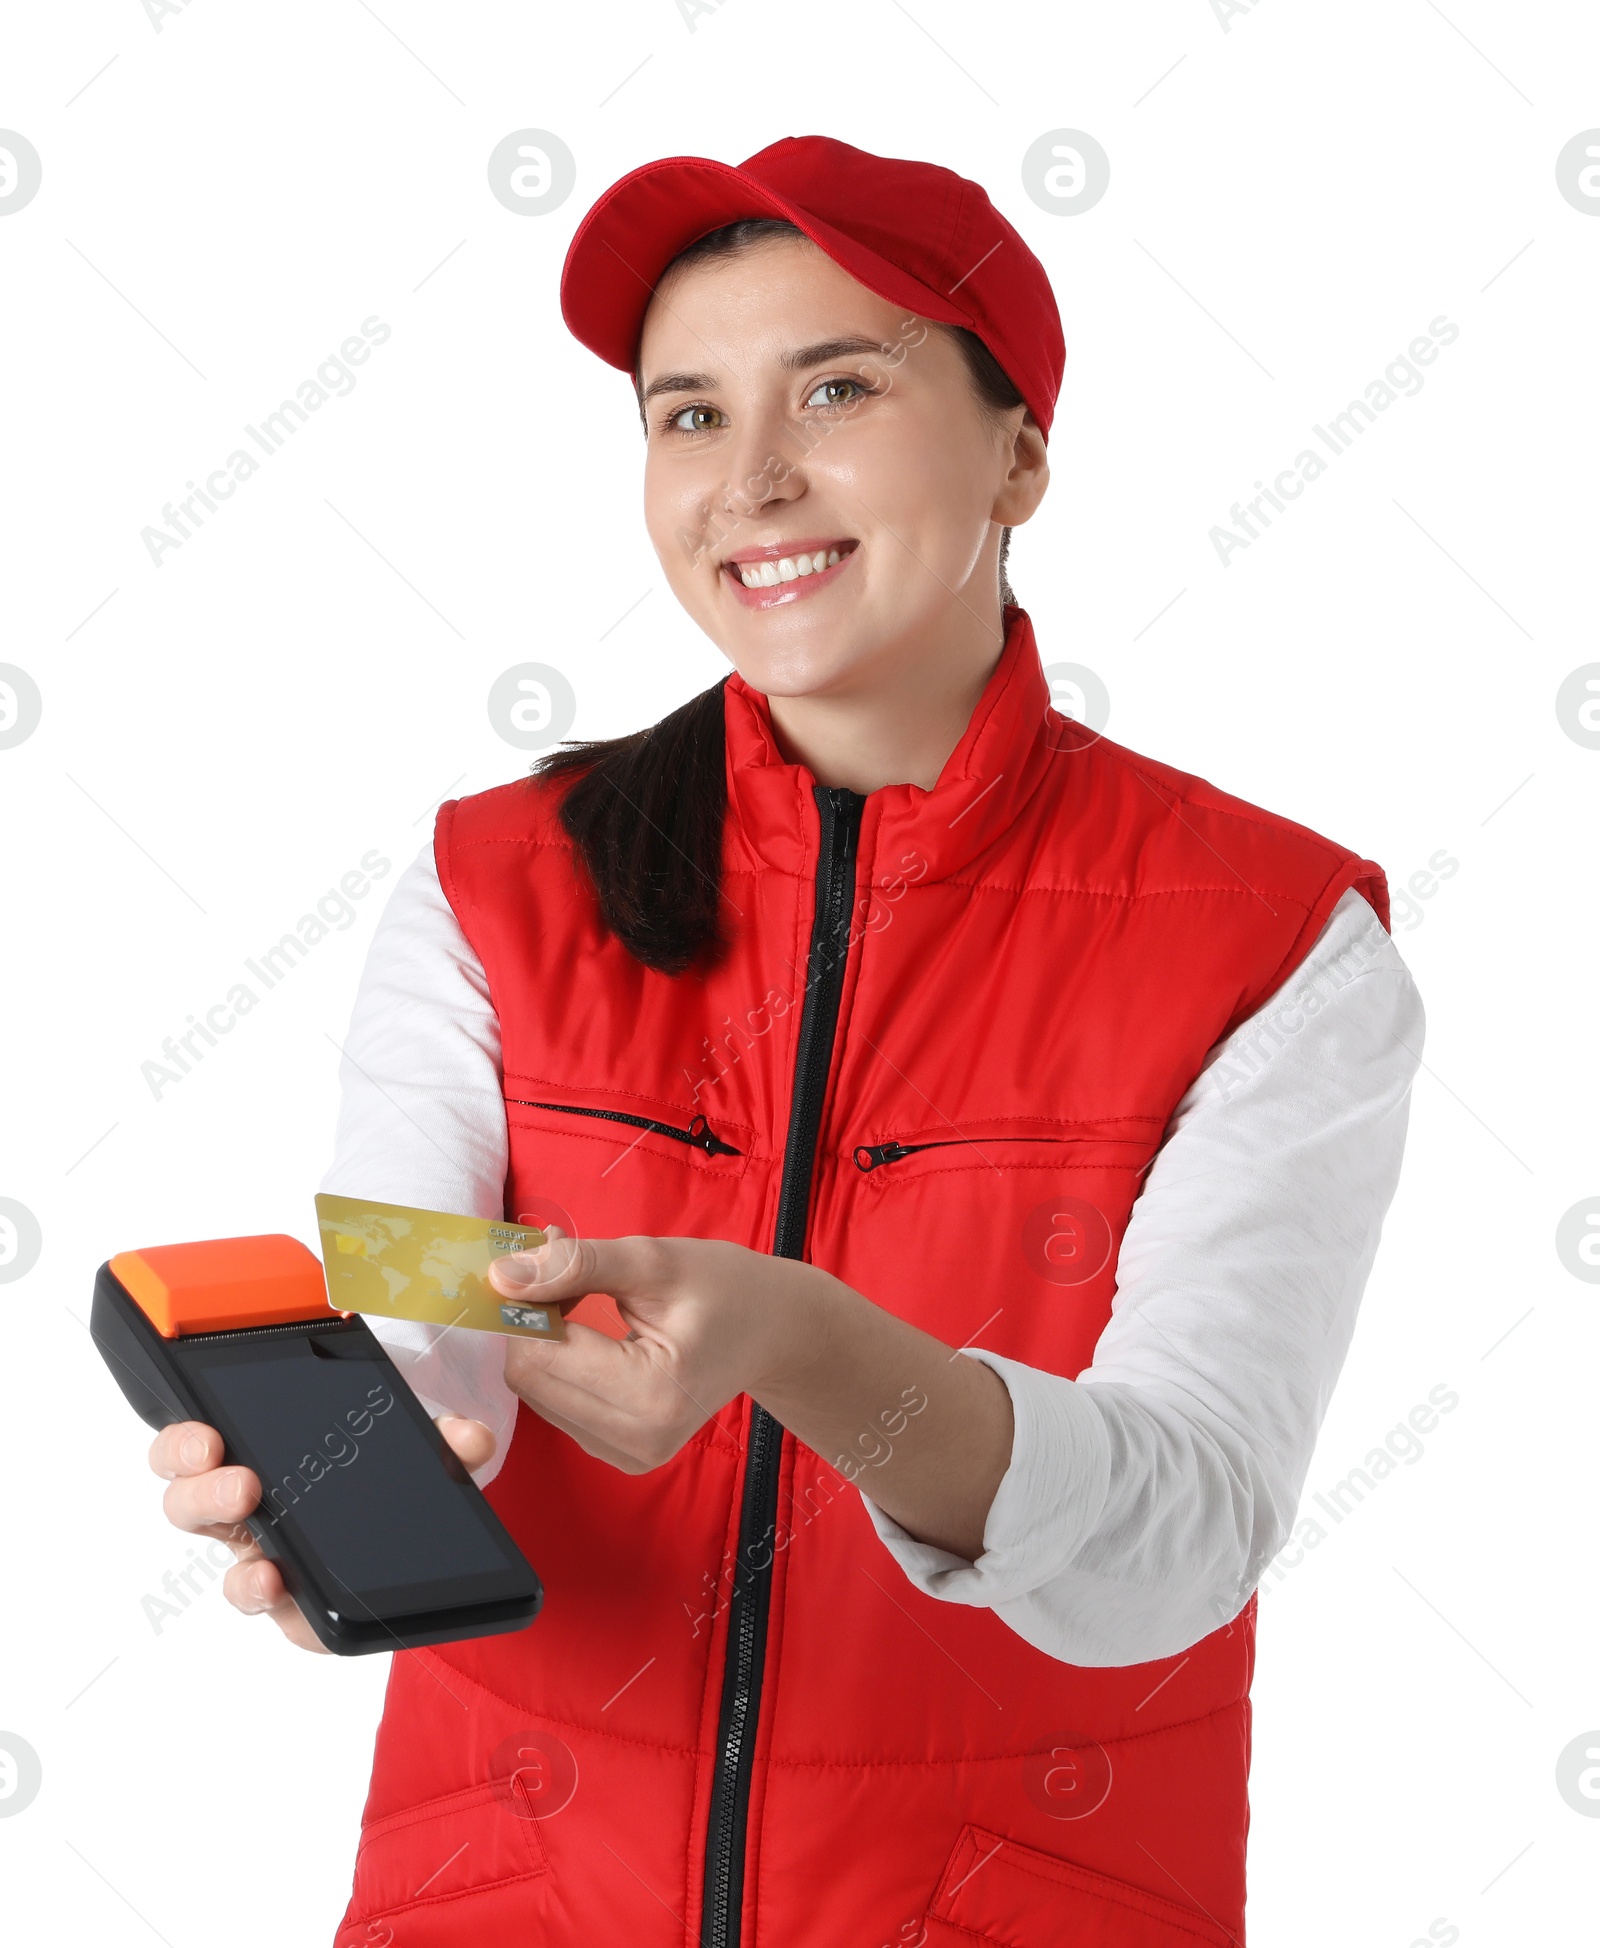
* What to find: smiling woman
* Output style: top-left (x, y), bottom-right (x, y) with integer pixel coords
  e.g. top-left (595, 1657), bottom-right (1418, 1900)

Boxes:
top-left (635, 217), bottom-right (1043, 694)
top-left (639, 215), bottom-right (1026, 590)
top-left (149, 135), bottom-right (1423, 1948)
top-left (539, 212), bottom-right (1044, 973)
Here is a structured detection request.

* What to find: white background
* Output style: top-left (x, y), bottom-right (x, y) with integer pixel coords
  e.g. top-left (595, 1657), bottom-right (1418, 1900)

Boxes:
top-left (2, 2), bottom-right (1597, 1943)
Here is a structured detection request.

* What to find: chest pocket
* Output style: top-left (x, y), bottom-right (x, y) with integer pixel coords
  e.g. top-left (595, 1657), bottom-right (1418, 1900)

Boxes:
top-left (848, 1118), bottom-right (1157, 1181)
top-left (816, 1115), bottom-right (1165, 1369)
top-left (501, 1082), bottom-right (767, 1252)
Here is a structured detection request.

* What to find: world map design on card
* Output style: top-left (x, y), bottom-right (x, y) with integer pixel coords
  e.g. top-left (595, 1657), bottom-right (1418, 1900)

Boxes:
top-left (314, 1193), bottom-right (566, 1340)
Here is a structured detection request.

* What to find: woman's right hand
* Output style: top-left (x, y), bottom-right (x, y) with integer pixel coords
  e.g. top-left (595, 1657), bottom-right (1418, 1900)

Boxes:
top-left (148, 1415), bottom-right (497, 1654)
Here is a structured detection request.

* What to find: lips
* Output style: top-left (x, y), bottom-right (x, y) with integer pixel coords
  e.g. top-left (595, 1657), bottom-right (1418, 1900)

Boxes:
top-left (721, 538), bottom-right (858, 609)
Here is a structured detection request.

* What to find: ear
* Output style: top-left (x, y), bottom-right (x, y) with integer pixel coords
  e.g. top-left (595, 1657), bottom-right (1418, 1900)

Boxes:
top-left (993, 413), bottom-right (1050, 527)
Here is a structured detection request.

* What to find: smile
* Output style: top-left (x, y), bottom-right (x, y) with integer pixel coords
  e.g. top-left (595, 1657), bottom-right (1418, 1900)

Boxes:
top-left (722, 538), bottom-right (858, 609)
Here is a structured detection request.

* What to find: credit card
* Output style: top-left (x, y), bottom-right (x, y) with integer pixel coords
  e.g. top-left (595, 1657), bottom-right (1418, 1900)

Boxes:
top-left (313, 1193), bottom-right (567, 1340)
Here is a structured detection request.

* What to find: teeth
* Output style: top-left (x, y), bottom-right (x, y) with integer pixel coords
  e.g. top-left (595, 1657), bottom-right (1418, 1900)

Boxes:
top-left (734, 547), bottom-right (848, 589)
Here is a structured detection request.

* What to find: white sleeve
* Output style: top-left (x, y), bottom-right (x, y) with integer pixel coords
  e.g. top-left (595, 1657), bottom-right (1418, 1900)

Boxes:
top-left (320, 838), bottom-right (520, 1485)
top-left (859, 887), bottom-right (1424, 1667)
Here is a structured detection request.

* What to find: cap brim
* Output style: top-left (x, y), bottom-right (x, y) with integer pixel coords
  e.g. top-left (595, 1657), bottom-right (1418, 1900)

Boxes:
top-left (560, 154), bottom-right (976, 374)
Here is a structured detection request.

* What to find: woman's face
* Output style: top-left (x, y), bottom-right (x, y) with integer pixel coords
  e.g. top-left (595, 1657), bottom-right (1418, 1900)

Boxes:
top-left (637, 236), bottom-right (1047, 700)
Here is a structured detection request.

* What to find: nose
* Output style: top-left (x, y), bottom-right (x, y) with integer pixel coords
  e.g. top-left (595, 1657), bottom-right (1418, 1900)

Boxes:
top-left (719, 406), bottom-right (805, 525)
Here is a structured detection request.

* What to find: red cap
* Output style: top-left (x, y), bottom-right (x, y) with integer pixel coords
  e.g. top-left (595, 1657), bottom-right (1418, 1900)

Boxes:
top-left (560, 135), bottom-right (1065, 439)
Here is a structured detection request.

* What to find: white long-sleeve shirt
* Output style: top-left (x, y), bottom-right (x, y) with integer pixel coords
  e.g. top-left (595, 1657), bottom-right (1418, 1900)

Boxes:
top-left (322, 840), bottom-right (1422, 1666)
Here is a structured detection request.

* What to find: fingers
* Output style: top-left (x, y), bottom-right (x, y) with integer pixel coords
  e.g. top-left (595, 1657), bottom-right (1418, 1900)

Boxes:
top-left (501, 1327), bottom-right (659, 1469)
top-left (223, 1556), bottom-right (329, 1654)
top-left (496, 1384), bottom-right (654, 1474)
top-left (148, 1422), bottom-right (328, 1651)
top-left (161, 1459), bottom-right (262, 1540)
top-left (503, 1326), bottom-right (715, 1470)
top-left (149, 1420), bottom-right (225, 1480)
top-left (435, 1414), bottom-right (495, 1471)
top-left (502, 1318), bottom-right (657, 1411)
top-left (152, 1422), bottom-right (264, 1546)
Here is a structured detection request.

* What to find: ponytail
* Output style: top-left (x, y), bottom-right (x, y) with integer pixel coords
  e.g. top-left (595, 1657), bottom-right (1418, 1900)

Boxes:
top-left (532, 678), bottom-right (731, 977)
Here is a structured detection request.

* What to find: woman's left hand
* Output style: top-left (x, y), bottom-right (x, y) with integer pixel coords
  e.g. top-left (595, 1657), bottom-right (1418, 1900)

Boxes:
top-left (488, 1232), bottom-right (833, 1474)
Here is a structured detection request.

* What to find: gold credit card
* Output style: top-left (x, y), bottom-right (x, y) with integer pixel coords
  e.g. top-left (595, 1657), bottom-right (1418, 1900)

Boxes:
top-left (313, 1193), bottom-right (567, 1340)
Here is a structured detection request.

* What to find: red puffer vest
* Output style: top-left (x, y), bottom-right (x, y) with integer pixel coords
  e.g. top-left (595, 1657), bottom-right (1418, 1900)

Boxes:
top-left (335, 608), bottom-right (1386, 1948)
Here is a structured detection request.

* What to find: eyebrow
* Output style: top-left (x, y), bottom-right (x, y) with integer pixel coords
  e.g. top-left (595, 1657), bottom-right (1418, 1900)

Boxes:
top-left (637, 335), bottom-right (892, 406)
top-left (779, 335), bottom-right (891, 371)
top-left (639, 369), bottom-right (715, 405)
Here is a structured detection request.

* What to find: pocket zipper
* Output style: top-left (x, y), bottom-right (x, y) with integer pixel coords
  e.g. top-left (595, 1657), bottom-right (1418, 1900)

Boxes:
top-left (853, 1135), bottom-right (1074, 1172)
top-left (509, 1099), bottom-right (741, 1158)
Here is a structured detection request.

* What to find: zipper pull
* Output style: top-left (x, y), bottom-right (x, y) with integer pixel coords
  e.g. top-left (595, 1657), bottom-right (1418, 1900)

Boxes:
top-left (854, 1141), bottom-right (913, 1172)
top-left (687, 1114), bottom-right (741, 1157)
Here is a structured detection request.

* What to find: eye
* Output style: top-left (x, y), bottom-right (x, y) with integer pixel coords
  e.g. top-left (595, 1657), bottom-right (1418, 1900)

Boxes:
top-left (668, 403), bottom-right (726, 433)
top-left (805, 376), bottom-right (871, 409)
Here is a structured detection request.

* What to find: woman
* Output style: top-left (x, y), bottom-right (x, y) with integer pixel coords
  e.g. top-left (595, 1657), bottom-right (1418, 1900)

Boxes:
top-left (151, 136), bottom-right (1422, 1945)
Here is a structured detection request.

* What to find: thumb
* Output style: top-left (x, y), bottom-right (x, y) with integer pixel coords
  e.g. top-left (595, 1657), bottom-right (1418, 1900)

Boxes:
top-left (434, 1414), bottom-right (496, 1471)
top-left (488, 1234), bottom-right (670, 1313)
top-left (487, 1225), bottom-right (584, 1298)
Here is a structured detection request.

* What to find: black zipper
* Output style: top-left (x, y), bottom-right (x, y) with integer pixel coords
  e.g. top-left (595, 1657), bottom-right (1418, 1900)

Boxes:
top-left (701, 783), bottom-right (864, 1948)
top-left (854, 1135), bottom-right (1070, 1171)
top-left (506, 1099), bottom-right (741, 1157)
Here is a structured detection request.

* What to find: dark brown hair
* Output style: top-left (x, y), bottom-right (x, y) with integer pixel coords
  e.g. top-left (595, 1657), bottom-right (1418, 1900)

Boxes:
top-left (534, 217), bottom-right (1028, 976)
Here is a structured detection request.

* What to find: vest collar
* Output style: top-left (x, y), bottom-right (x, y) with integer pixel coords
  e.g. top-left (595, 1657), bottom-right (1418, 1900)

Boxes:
top-left (722, 606), bottom-right (1057, 883)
